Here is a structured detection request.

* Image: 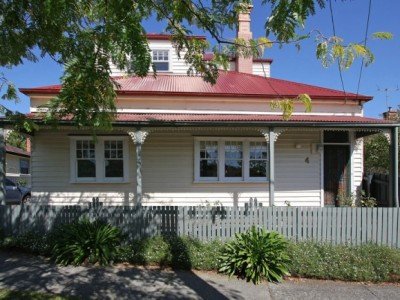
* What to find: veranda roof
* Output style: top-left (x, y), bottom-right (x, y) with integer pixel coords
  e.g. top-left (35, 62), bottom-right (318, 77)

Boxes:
top-left (25, 113), bottom-right (396, 128)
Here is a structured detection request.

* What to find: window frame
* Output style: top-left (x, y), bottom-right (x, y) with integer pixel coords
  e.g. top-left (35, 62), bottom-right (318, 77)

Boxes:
top-left (69, 136), bottom-right (130, 183)
top-left (194, 137), bottom-right (269, 183)
top-left (151, 49), bottom-right (171, 72)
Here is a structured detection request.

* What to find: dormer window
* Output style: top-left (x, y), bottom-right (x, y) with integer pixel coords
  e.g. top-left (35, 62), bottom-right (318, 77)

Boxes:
top-left (152, 50), bottom-right (170, 72)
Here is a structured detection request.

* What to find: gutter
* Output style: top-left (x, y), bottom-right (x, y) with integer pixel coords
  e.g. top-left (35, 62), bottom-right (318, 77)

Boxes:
top-left (1, 118), bottom-right (397, 129)
top-left (18, 88), bottom-right (373, 102)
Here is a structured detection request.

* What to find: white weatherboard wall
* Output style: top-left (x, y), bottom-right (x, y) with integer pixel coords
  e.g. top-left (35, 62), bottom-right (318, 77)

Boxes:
top-left (110, 40), bottom-right (191, 76)
top-left (351, 133), bottom-right (364, 194)
top-left (252, 62), bottom-right (271, 77)
top-left (30, 130), bottom-right (136, 205)
top-left (275, 130), bottom-right (322, 206)
top-left (109, 39), bottom-right (272, 77)
top-left (30, 95), bottom-right (364, 116)
top-left (27, 128), bottom-right (359, 207)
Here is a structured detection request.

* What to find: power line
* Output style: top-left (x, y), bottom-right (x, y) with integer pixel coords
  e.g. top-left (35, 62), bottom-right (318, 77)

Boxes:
top-left (356, 0), bottom-right (373, 97)
top-left (328, 0), bottom-right (347, 101)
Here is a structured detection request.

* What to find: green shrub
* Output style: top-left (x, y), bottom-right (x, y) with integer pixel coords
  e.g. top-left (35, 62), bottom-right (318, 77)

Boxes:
top-left (117, 235), bottom-right (224, 270)
top-left (1, 231), bottom-right (52, 256)
top-left (218, 227), bottom-right (290, 284)
top-left (52, 218), bottom-right (121, 266)
top-left (2, 224), bottom-right (400, 284)
top-left (288, 241), bottom-right (400, 282)
top-left (185, 238), bottom-right (224, 270)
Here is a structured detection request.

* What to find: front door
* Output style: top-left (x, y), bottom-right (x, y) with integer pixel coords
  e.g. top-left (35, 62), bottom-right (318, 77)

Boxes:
top-left (324, 145), bottom-right (350, 206)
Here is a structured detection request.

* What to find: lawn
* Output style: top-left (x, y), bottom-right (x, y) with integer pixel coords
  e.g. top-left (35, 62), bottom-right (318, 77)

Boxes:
top-left (0, 289), bottom-right (72, 300)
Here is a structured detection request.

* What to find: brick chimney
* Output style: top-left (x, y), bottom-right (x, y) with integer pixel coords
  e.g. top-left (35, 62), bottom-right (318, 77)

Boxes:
top-left (235, 4), bottom-right (253, 74)
top-left (383, 107), bottom-right (398, 121)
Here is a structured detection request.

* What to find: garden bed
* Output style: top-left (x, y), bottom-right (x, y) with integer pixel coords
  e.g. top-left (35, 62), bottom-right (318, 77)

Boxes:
top-left (1, 231), bottom-right (400, 283)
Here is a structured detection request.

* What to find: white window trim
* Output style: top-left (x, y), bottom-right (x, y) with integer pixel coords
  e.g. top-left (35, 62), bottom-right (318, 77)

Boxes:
top-left (151, 49), bottom-right (171, 72)
top-left (194, 137), bottom-right (268, 183)
top-left (69, 136), bottom-right (130, 184)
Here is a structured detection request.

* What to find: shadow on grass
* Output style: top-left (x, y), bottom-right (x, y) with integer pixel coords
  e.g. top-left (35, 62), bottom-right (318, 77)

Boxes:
top-left (0, 237), bottom-right (244, 300)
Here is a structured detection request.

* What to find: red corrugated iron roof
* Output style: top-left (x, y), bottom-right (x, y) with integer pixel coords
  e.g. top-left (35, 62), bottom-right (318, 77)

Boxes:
top-left (5, 145), bottom-right (30, 157)
top-left (20, 71), bottom-right (372, 101)
top-left (27, 113), bottom-right (389, 125)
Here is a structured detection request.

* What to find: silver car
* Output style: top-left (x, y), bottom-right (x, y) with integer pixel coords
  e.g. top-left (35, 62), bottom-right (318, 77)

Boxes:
top-left (4, 178), bottom-right (31, 204)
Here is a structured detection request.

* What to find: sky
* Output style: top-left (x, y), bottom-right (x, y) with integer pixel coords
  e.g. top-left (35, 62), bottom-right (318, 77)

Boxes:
top-left (1, 0), bottom-right (399, 118)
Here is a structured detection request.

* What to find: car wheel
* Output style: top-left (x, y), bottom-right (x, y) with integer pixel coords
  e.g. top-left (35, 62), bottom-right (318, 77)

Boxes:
top-left (22, 195), bottom-right (31, 204)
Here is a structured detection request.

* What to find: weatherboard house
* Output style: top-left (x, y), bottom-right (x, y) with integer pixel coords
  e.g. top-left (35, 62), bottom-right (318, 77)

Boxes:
top-left (15, 9), bottom-right (399, 207)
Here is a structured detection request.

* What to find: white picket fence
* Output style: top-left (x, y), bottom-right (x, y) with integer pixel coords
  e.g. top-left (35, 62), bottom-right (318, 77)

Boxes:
top-left (1, 204), bottom-right (399, 247)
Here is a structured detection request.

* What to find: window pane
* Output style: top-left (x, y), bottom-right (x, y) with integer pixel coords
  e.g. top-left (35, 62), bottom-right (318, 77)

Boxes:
top-left (225, 160), bottom-right (242, 177)
top-left (77, 160), bottom-right (96, 177)
top-left (250, 161), bottom-right (267, 177)
top-left (224, 142), bottom-right (242, 178)
top-left (250, 142), bottom-right (267, 159)
top-left (200, 160), bottom-right (218, 177)
top-left (20, 159), bottom-right (29, 174)
top-left (206, 148), bottom-right (218, 159)
top-left (105, 160), bottom-right (123, 177)
top-left (77, 140), bottom-right (95, 158)
top-left (154, 62), bottom-right (169, 71)
top-left (199, 141), bottom-right (218, 178)
top-left (104, 140), bottom-right (124, 178)
top-left (76, 140), bottom-right (96, 178)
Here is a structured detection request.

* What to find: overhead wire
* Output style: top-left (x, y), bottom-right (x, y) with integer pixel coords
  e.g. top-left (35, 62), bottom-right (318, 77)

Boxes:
top-left (328, 0), bottom-right (348, 101)
top-left (356, 0), bottom-right (373, 97)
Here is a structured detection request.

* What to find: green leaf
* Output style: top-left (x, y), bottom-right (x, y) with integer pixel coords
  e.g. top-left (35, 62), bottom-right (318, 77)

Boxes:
top-left (372, 32), bottom-right (393, 40)
top-left (297, 94), bottom-right (312, 113)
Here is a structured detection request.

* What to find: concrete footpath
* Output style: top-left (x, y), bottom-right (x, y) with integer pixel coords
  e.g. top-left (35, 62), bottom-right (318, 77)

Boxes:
top-left (0, 251), bottom-right (399, 300)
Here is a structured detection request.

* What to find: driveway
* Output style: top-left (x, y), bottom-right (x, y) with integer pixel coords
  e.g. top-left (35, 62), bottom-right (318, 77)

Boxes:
top-left (0, 251), bottom-right (398, 300)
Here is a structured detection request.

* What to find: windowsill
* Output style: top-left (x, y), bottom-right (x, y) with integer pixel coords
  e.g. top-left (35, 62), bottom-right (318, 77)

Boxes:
top-left (70, 179), bottom-right (130, 184)
top-left (193, 180), bottom-right (269, 184)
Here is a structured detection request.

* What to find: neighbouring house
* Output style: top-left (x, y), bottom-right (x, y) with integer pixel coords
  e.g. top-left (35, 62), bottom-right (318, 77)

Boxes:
top-left (5, 144), bottom-right (31, 186)
top-left (8, 6), bottom-right (399, 207)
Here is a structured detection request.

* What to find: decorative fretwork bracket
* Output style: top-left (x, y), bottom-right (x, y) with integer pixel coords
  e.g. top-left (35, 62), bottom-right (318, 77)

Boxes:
top-left (259, 128), bottom-right (286, 142)
top-left (127, 130), bottom-right (150, 145)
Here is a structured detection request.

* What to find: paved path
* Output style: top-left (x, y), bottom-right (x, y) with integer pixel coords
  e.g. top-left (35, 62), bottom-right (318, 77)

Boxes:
top-left (0, 251), bottom-right (399, 299)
